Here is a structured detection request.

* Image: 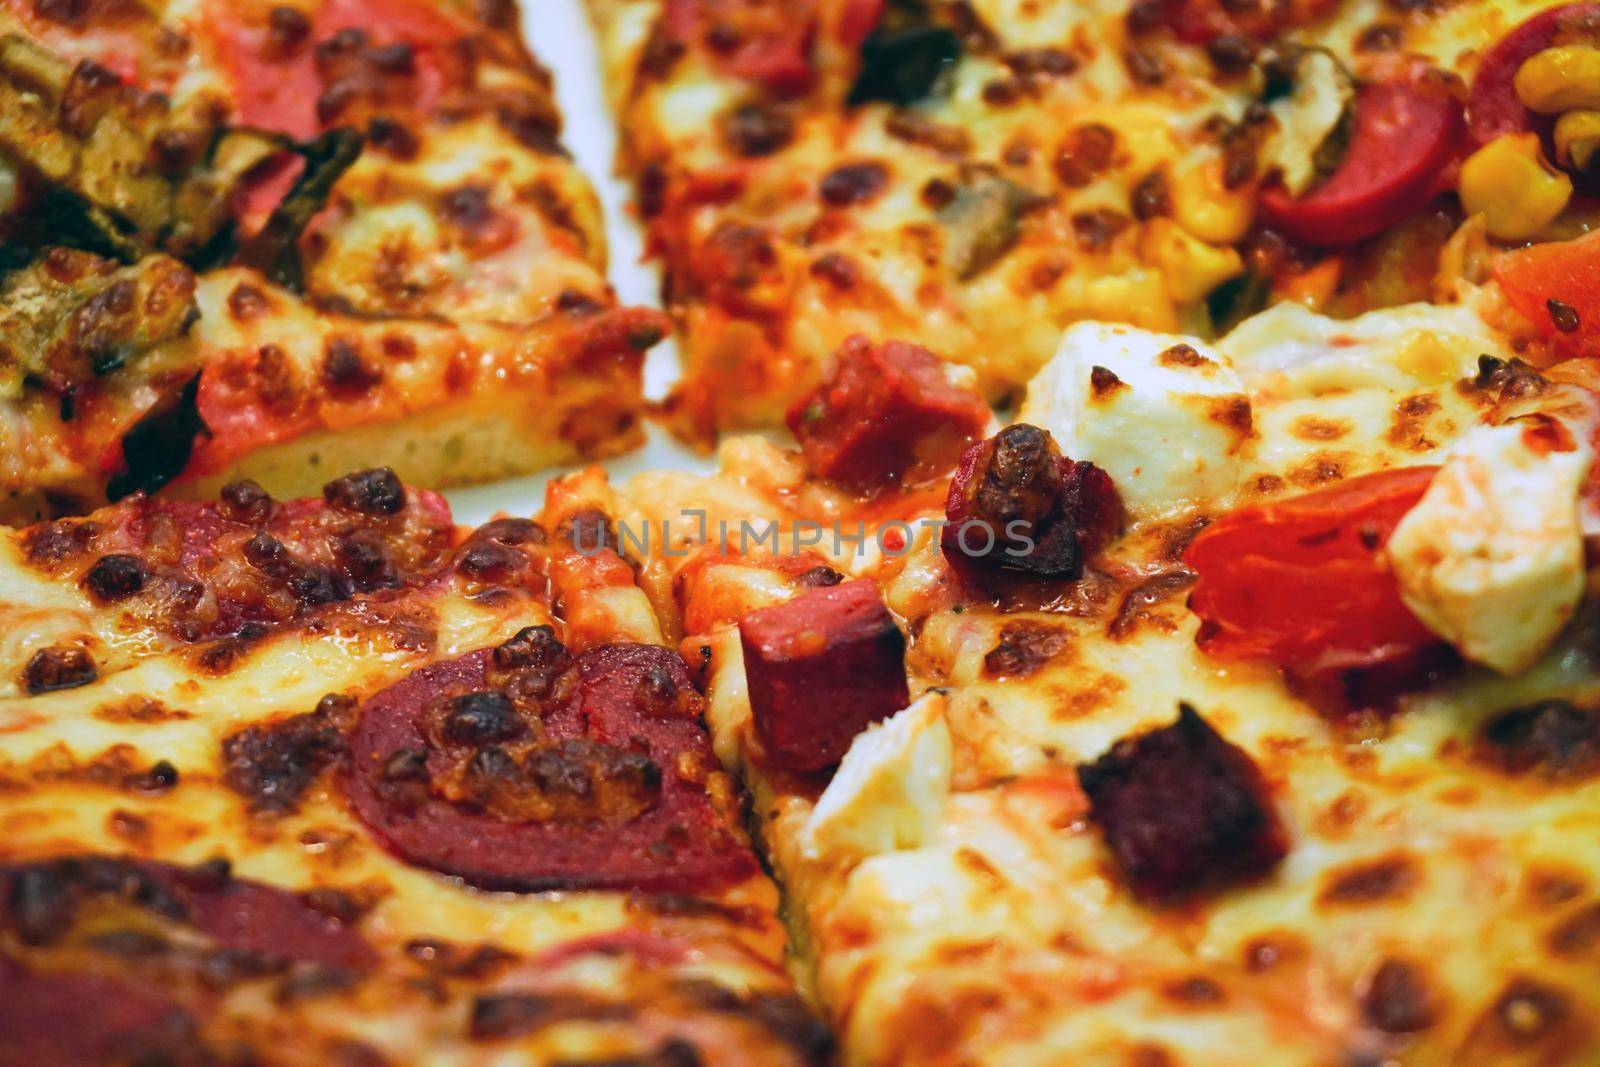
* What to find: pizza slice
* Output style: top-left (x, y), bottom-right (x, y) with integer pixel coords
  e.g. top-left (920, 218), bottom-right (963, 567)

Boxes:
top-left (0, 469), bottom-right (830, 1065)
top-left (588, 0), bottom-right (1595, 441)
top-left (0, 0), bottom-right (664, 522)
top-left (590, 283), bottom-right (1600, 1063)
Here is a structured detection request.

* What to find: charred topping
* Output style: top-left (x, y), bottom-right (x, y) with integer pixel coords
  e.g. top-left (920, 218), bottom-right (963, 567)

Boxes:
top-left (1476, 699), bottom-right (1600, 780)
top-left (1077, 704), bottom-right (1287, 902)
top-left (20, 643), bottom-right (98, 693)
top-left (83, 553), bottom-right (148, 601)
top-left (221, 693), bottom-right (356, 813)
top-left (719, 102), bottom-right (793, 158)
top-left (820, 161), bottom-right (889, 207)
top-left (323, 467), bottom-right (407, 516)
top-left (943, 424), bottom-right (1123, 581)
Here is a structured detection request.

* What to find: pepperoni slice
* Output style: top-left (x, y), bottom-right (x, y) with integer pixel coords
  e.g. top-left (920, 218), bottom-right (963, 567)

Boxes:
top-left (0, 856), bottom-right (377, 971)
top-left (0, 962), bottom-right (194, 1067)
top-left (1467, 3), bottom-right (1600, 148)
top-left (1258, 77), bottom-right (1463, 247)
top-left (23, 472), bottom-right (456, 645)
top-left (344, 635), bottom-right (757, 893)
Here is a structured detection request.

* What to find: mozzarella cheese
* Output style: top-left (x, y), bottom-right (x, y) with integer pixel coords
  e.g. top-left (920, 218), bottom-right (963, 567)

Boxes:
top-left (1019, 322), bottom-right (1253, 518)
top-left (1388, 422), bottom-right (1592, 675)
top-left (801, 692), bottom-right (953, 863)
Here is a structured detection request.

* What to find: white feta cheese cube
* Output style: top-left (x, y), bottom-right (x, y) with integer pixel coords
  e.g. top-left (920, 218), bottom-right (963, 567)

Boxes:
top-left (801, 692), bottom-right (953, 863)
top-left (1387, 422), bottom-right (1592, 675)
top-left (1018, 322), bottom-right (1253, 518)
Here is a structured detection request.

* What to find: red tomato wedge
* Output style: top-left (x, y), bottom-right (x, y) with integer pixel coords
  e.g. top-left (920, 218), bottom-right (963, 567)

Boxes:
top-left (1494, 228), bottom-right (1600, 357)
top-left (1258, 77), bottom-right (1463, 248)
top-left (204, 0), bottom-right (468, 138)
top-left (1185, 466), bottom-right (1440, 667)
top-left (1467, 3), bottom-right (1600, 148)
top-left (665, 0), bottom-right (818, 96)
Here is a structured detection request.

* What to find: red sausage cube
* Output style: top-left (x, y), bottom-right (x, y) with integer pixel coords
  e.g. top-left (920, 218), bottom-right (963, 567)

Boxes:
top-left (739, 579), bottom-right (910, 772)
top-left (787, 336), bottom-right (990, 492)
top-left (1076, 704), bottom-right (1287, 902)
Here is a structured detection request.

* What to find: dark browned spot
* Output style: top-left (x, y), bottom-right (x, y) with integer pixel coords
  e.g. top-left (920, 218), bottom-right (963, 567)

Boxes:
top-left (1388, 393), bottom-right (1439, 451)
top-left (719, 103), bottom-right (793, 158)
top-left (1159, 343), bottom-right (1207, 368)
top-left (1109, 567), bottom-right (1196, 639)
top-left (1362, 958), bottom-right (1439, 1032)
top-left (320, 338), bottom-right (383, 396)
top-left (22, 645), bottom-right (98, 694)
top-left (1549, 902), bottom-right (1600, 958)
top-left (1131, 170), bottom-right (1171, 220)
top-left (810, 252), bottom-right (859, 290)
top-left (219, 478), bottom-right (275, 524)
top-left (1124, 47), bottom-right (1167, 85)
top-left (1162, 976), bottom-right (1225, 1006)
top-left (1461, 978), bottom-right (1573, 1054)
top-left (1318, 854), bottom-right (1419, 906)
top-left (1292, 416), bottom-right (1350, 441)
top-left (1090, 365), bottom-right (1124, 398)
top-left (983, 622), bottom-right (1068, 679)
top-left (1355, 22), bottom-right (1402, 51)
top-left (1071, 209), bottom-right (1131, 252)
top-left (1206, 33), bottom-right (1255, 73)
top-left (227, 283), bottom-right (269, 321)
top-left (820, 161), bottom-right (889, 207)
top-left (1549, 298), bottom-right (1581, 334)
top-left (323, 468), bottom-right (406, 516)
top-left (1477, 700), bottom-right (1600, 780)
top-left (1053, 124), bottom-right (1116, 188)
top-left (221, 694), bottom-right (355, 814)
top-left (84, 554), bottom-right (147, 602)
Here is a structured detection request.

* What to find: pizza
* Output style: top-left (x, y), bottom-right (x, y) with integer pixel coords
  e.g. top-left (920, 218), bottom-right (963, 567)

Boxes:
top-left (0, 0), bottom-right (664, 523)
top-left (0, 466), bottom-right (835, 1065)
top-left (537, 274), bottom-right (1600, 1065)
top-left (585, 0), bottom-right (1600, 441)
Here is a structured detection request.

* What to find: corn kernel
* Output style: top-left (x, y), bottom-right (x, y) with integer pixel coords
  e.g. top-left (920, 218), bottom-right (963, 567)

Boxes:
top-left (1140, 218), bottom-right (1245, 303)
top-left (1555, 109), bottom-right (1600, 173)
top-left (1514, 45), bottom-right (1600, 114)
top-left (1459, 133), bottom-right (1573, 241)
top-left (1171, 153), bottom-right (1255, 245)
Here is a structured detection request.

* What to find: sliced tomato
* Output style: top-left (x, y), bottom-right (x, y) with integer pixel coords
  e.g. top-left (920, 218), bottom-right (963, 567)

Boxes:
top-left (664, 0), bottom-right (818, 95)
top-left (1494, 228), bottom-right (1600, 358)
top-left (1258, 77), bottom-right (1463, 248)
top-left (1467, 3), bottom-right (1600, 148)
top-left (1185, 466), bottom-right (1440, 668)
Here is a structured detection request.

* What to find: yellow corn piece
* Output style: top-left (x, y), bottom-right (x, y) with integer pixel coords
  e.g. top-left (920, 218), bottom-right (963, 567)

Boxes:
top-left (1555, 109), bottom-right (1600, 173)
top-left (1514, 45), bottom-right (1600, 114)
top-left (1171, 153), bottom-right (1255, 245)
top-left (1140, 218), bottom-right (1244, 303)
top-left (1459, 133), bottom-right (1573, 241)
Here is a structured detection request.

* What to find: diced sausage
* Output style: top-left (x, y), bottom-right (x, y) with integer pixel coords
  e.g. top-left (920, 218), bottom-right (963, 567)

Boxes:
top-left (942, 423), bottom-right (1122, 579)
top-left (1077, 704), bottom-right (1287, 902)
top-left (787, 336), bottom-right (990, 493)
top-left (739, 579), bottom-right (909, 771)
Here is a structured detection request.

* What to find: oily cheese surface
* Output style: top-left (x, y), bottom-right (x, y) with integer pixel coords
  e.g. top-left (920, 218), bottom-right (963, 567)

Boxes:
top-left (602, 295), bottom-right (1600, 1066)
top-left (0, 475), bottom-right (829, 1067)
top-left (586, 0), bottom-right (1567, 439)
